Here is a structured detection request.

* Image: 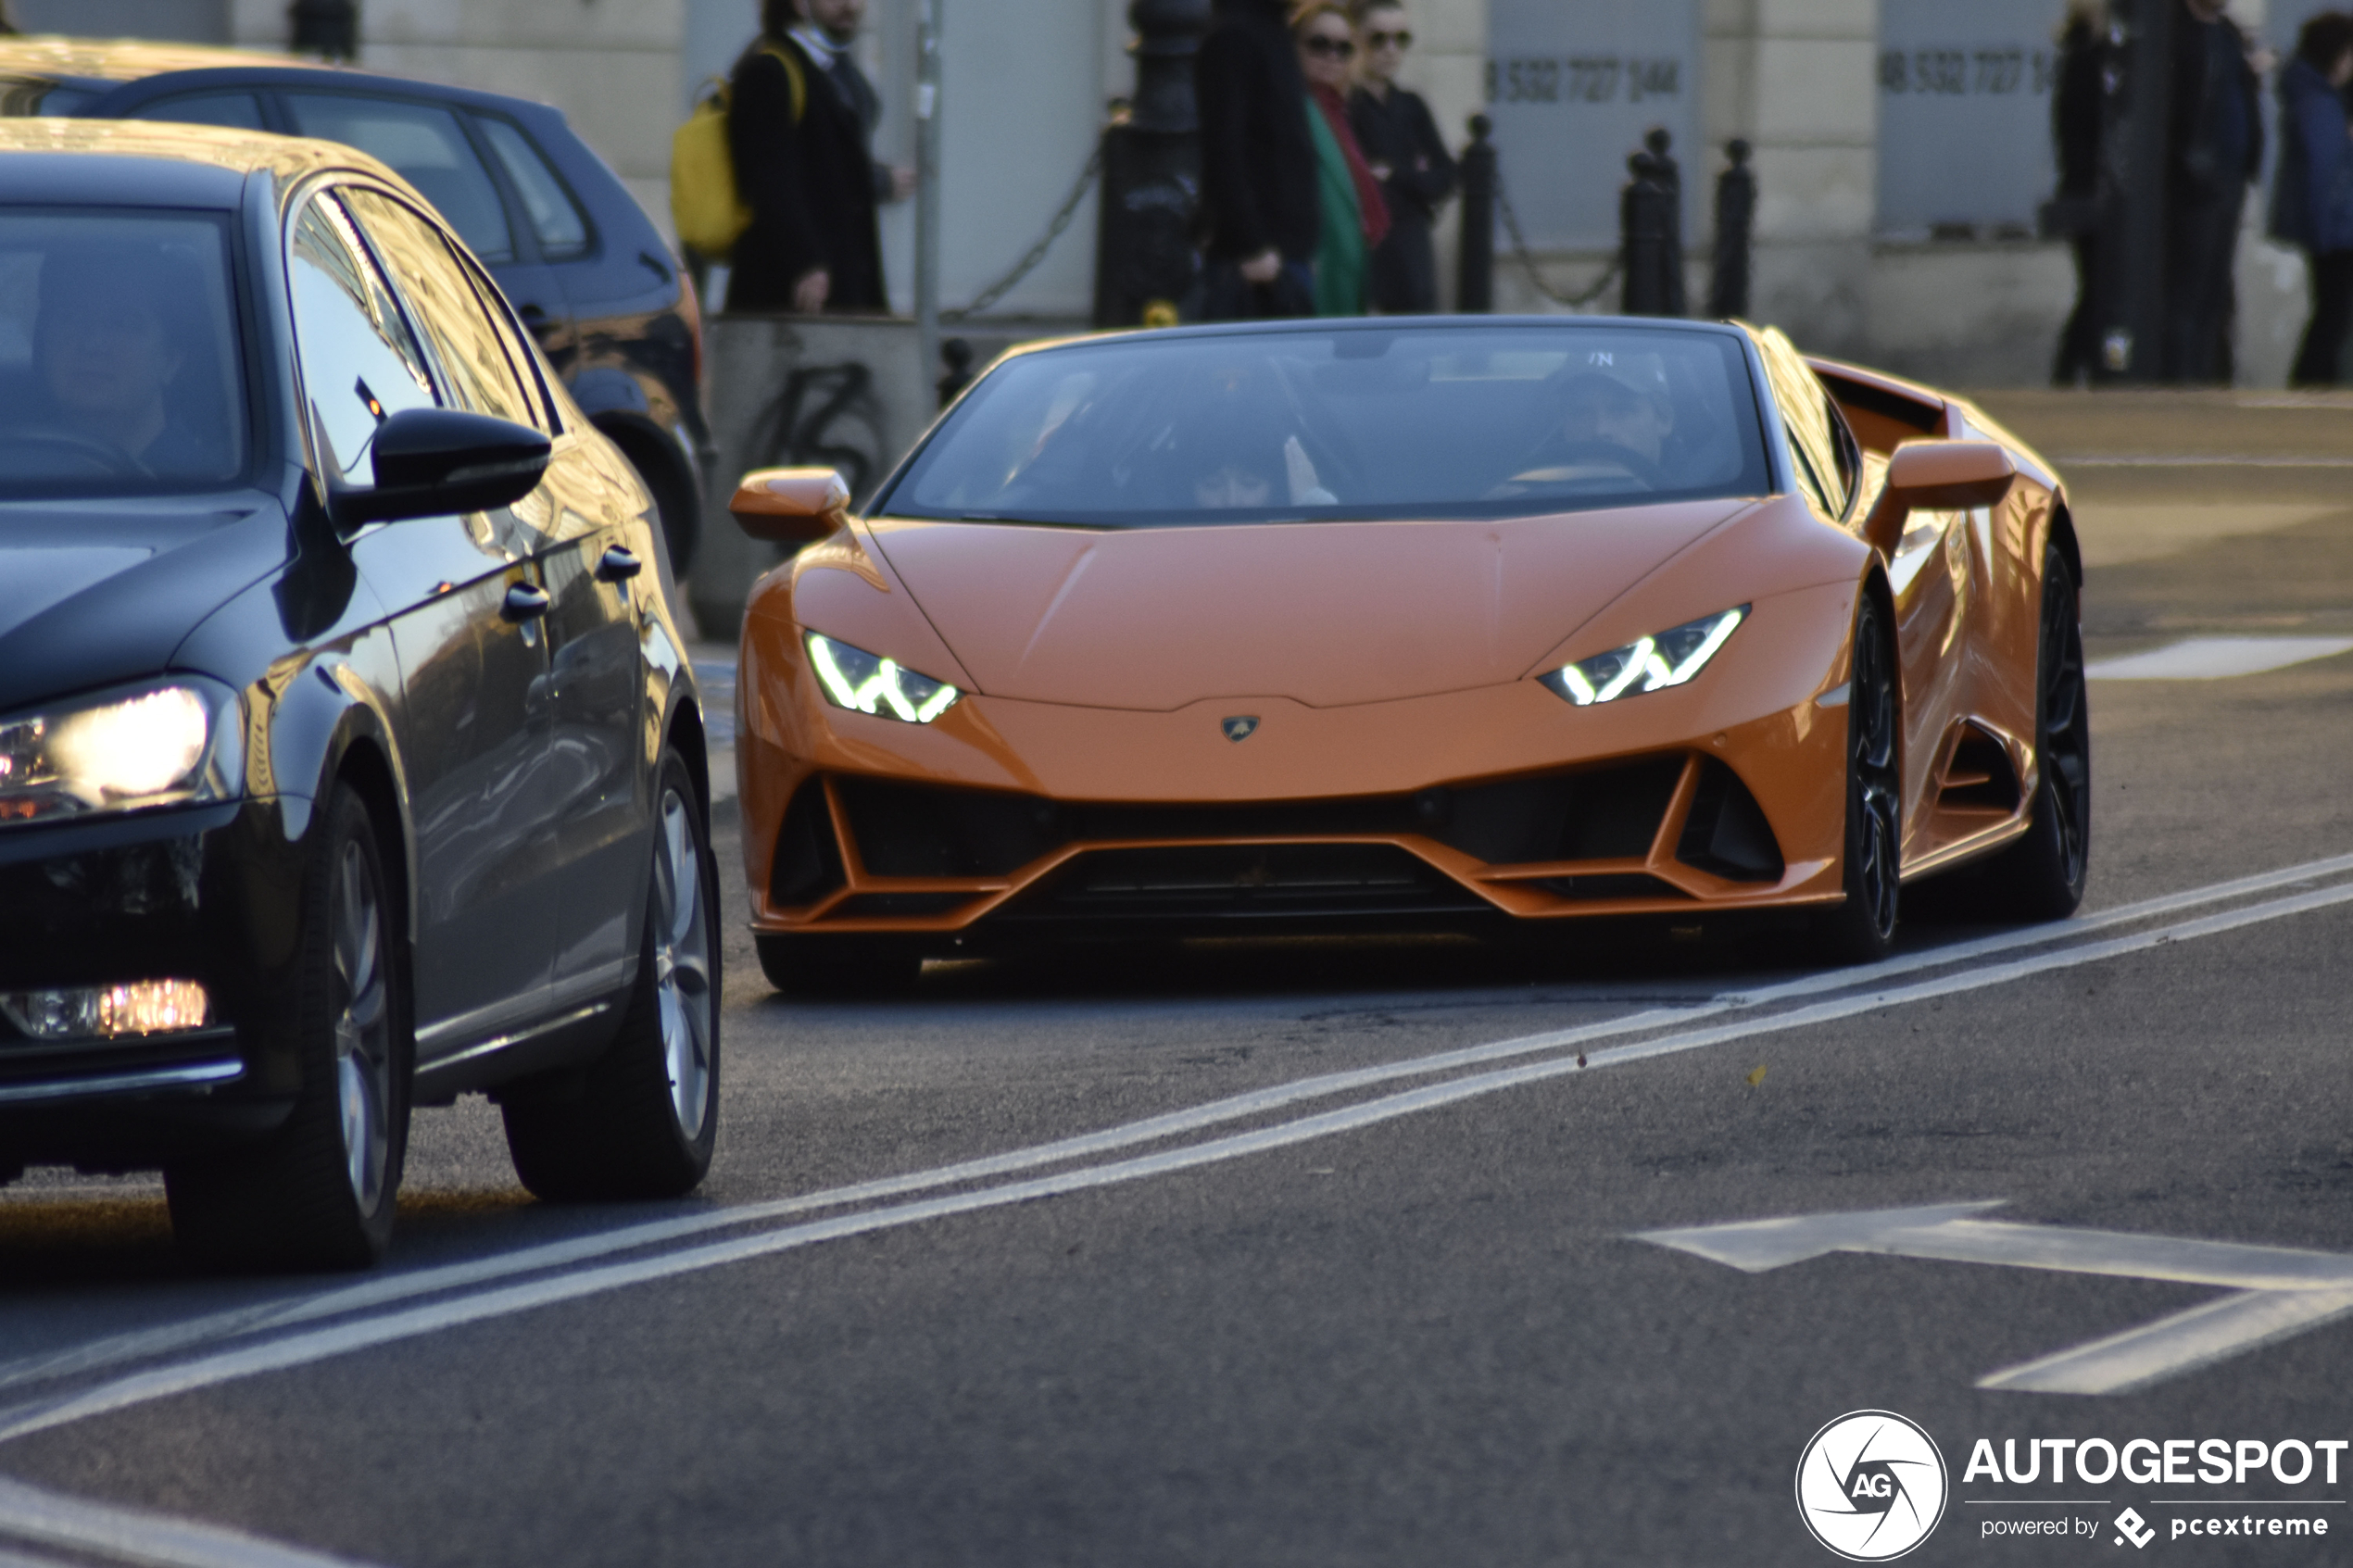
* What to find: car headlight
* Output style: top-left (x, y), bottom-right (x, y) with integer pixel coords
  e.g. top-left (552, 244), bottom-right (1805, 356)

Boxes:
top-left (803, 631), bottom-right (963, 723)
top-left (1539, 606), bottom-right (1748, 707)
top-left (0, 681), bottom-right (233, 825)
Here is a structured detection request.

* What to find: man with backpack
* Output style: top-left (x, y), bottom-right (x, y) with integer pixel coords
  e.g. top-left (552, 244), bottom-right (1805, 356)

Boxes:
top-left (724, 0), bottom-right (892, 314)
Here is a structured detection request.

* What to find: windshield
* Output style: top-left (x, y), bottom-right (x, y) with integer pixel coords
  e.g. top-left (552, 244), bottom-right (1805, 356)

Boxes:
top-left (0, 209), bottom-right (247, 495)
top-left (880, 324), bottom-right (1771, 527)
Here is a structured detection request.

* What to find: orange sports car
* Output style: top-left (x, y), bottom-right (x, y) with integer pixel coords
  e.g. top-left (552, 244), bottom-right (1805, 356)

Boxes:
top-left (728, 318), bottom-right (2087, 989)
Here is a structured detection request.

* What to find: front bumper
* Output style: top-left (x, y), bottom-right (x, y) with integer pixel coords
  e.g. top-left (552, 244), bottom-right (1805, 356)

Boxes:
top-left (0, 797), bottom-right (310, 1165)
top-left (737, 583), bottom-right (1861, 945)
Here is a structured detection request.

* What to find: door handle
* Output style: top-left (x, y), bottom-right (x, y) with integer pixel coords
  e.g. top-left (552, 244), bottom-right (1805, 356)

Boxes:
top-left (501, 582), bottom-right (552, 621)
top-left (597, 546), bottom-right (643, 583)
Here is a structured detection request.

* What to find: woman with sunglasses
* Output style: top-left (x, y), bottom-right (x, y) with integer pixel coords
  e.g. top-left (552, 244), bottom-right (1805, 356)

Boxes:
top-left (1293, 0), bottom-right (1390, 315)
top-left (1348, 1), bottom-right (1456, 314)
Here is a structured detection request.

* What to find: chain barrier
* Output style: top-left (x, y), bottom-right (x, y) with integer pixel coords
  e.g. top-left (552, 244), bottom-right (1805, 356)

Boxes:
top-left (943, 136), bottom-right (1106, 322)
top-left (1494, 163), bottom-right (1619, 311)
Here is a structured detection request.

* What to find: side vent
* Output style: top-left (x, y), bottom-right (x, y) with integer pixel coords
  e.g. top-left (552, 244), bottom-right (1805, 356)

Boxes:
top-left (770, 777), bottom-right (847, 907)
top-left (1675, 759), bottom-right (1785, 884)
top-left (1936, 724), bottom-right (2022, 815)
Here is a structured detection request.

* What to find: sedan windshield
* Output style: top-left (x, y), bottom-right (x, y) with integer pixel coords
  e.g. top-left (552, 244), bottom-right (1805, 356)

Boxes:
top-left (0, 209), bottom-right (247, 495)
top-left (881, 324), bottom-right (1772, 526)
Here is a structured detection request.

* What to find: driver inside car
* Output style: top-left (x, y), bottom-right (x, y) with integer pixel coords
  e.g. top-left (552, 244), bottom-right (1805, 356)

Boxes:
top-left (1554, 370), bottom-right (1674, 468)
top-left (32, 245), bottom-right (208, 476)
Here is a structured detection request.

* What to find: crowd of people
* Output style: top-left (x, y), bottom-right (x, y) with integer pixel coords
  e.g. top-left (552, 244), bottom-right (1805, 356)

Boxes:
top-left (2053, 0), bottom-right (2353, 387)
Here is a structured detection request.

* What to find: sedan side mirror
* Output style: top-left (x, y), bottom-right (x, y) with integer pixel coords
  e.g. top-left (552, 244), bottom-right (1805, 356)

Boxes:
top-left (333, 408), bottom-right (552, 529)
top-left (732, 467), bottom-right (849, 546)
top-left (1860, 439), bottom-right (2017, 555)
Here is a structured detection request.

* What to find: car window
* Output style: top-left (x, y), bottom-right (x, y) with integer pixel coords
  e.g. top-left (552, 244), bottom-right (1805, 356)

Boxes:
top-left (282, 94), bottom-right (515, 264)
top-left (131, 93), bottom-right (266, 131)
top-left (339, 186), bottom-right (547, 433)
top-left (286, 191), bottom-right (439, 488)
top-left (475, 116), bottom-right (589, 257)
top-left (1753, 327), bottom-right (1849, 518)
top-left (0, 208), bottom-right (246, 495)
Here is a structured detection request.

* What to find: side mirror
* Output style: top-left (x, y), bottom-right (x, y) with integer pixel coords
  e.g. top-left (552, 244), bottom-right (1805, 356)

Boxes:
top-left (333, 408), bottom-right (551, 528)
top-left (731, 467), bottom-right (850, 545)
top-left (1860, 440), bottom-right (2017, 555)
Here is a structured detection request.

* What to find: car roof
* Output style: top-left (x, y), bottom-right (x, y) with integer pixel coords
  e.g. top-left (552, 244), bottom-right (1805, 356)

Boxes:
top-left (0, 118), bottom-right (431, 207)
top-left (0, 37), bottom-right (312, 84)
top-left (996, 314), bottom-right (1755, 365)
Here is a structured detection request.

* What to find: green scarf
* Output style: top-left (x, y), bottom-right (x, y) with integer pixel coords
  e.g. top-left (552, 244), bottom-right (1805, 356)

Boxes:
top-left (1305, 98), bottom-right (1366, 317)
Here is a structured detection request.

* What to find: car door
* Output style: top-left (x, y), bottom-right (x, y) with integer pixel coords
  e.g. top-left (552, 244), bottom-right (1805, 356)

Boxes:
top-left (278, 92), bottom-right (578, 371)
top-left (342, 186), bottom-right (651, 1013)
top-left (283, 185), bottom-right (560, 1054)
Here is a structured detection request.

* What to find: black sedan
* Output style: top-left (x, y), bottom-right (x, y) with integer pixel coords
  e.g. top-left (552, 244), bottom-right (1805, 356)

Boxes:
top-left (0, 37), bottom-right (712, 575)
top-left (0, 121), bottom-right (721, 1270)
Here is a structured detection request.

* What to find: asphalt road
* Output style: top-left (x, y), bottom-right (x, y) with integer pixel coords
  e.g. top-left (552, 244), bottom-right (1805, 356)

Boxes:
top-left (4, 391), bottom-right (2353, 1568)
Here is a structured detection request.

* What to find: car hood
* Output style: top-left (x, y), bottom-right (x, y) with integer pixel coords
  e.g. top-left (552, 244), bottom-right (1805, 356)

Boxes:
top-left (866, 500), bottom-right (1755, 710)
top-left (0, 498), bottom-right (290, 714)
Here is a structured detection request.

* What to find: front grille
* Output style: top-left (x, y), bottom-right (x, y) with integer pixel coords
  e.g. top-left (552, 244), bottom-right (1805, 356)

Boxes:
top-left (832, 892), bottom-right (974, 919)
top-left (1540, 873), bottom-right (1691, 902)
top-left (999, 844), bottom-right (1489, 922)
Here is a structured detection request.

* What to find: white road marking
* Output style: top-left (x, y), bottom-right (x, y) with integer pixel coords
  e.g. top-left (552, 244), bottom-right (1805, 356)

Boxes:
top-left (2086, 636), bottom-right (2353, 681)
top-left (0, 1474), bottom-right (385, 1568)
top-left (1637, 1204), bottom-right (2353, 1396)
top-left (11, 849), bottom-right (2353, 1404)
top-left (6, 873), bottom-right (2353, 1443)
top-left (2056, 455), bottom-right (2353, 469)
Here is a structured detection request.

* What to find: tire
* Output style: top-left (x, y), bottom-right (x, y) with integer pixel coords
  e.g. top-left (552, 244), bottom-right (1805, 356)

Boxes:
top-left (166, 784), bottom-right (410, 1271)
top-left (1979, 547), bottom-right (2091, 920)
top-left (755, 933), bottom-right (925, 997)
top-left (1813, 591), bottom-right (1904, 965)
top-left (502, 751), bottom-right (721, 1200)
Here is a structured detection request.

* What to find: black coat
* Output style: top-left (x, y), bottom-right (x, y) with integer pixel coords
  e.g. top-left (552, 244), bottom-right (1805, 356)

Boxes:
top-left (1195, 0), bottom-right (1320, 263)
top-left (2169, 4), bottom-right (2263, 201)
top-left (725, 36), bottom-right (886, 313)
top-left (2052, 19), bottom-right (2104, 198)
top-left (1349, 84), bottom-right (1456, 313)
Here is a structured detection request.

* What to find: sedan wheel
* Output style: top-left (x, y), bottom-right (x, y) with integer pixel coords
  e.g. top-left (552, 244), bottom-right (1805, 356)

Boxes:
top-left (502, 748), bottom-right (721, 1200)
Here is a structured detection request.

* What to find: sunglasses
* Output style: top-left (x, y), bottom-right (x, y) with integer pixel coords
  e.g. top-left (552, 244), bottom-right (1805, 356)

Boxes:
top-left (1302, 34), bottom-right (1355, 58)
top-left (1367, 29), bottom-right (1413, 48)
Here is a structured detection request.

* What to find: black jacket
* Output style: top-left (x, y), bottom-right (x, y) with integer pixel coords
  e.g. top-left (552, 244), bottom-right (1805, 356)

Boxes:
top-left (725, 36), bottom-right (886, 312)
top-left (2052, 19), bottom-right (2105, 198)
top-left (1195, 0), bottom-right (1320, 263)
top-left (1349, 84), bottom-right (1456, 313)
top-left (2169, 4), bottom-right (2263, 200)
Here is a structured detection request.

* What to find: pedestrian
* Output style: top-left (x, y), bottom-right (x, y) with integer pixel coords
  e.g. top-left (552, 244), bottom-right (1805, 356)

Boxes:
top-left (2161, 0), bottom-right (2263, 383)
top-left (1294, 1), bottom-right (1388, 316)
top-left (724, 0), bottom-right (888, 315)
top-left (1348, 0), bottom-right (1455, 314)
top-left (2271, 12), bottom-right (2353, 385)
top-left (2049, 1), bottom-right (2108, 385)
top-left (1194, 0), bottom-right (1321, 319)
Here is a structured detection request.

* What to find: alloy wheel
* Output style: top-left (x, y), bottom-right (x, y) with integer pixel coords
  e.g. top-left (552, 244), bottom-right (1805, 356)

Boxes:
top-left (1850, 608), bottom-right (1902, 940)
top-left (651, 784), bottom-right (714, 1141)
top-left (331, 839), bottom-right (392, 1210)
top-left (2039, 574), bottom-right (2091, 888)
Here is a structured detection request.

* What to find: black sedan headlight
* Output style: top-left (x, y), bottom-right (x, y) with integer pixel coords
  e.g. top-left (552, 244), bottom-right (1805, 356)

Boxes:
top-left (0, 679), bottom-right (238, 824)
top-left (804, 632), bottom-right (963, 724)
top-left (1540, 607), bottom-right (1748, 707)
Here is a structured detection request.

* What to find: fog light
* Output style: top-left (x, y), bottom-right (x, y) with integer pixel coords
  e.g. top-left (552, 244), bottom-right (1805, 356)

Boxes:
top-left (0, 980), bottom-right (211, 1041)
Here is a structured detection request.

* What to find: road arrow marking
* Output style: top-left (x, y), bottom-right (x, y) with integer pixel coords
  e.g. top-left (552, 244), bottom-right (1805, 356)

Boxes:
top-left (1634, 1204), bottom-right (2353, 1396)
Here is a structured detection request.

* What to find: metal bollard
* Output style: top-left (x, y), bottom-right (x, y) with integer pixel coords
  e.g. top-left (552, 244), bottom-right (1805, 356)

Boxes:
top-left (1707, 139), bottom-right (1755, 320)
top-left (937, 338), bottom-right (976, 409)
top-left (1620, 151), bottom-right (1677, 316)
top-left (1456, 113), bottom-right (1495, 314)
top-left (1093, 0), bottom-right (1212, 328)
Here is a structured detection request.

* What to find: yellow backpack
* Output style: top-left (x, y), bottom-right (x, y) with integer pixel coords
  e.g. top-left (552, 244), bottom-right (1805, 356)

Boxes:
top-left (670, 43), bottom-right (806, 261)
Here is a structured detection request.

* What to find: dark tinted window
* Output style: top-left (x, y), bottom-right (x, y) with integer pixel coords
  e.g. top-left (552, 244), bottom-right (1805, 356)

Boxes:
top-left (883, 325), bottom-right (1771, 527)
top-left (283, 94), bottom-right (514, 263)
top-left (287, 192), bottom-right (439, 487)
top-left (132, 92), bottom-right (265, 130)
top-left (477, 116), bottom-right (588, 257)
top-left (341, 187), bottom-right (545, 432)
top-left (10, 82), bottom-right (98, 116)
top-left (0, 209), bottom-right (246, 493)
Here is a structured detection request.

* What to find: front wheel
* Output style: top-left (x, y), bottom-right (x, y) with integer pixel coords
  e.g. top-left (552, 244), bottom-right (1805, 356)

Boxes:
top-left (502, 750), bottom-right (721, 1200)
top-left (167, 784), bottom-right (410, 1270)
top-left (1813, 592), bottom-right (1903, 965)
top-left (1980, 546), bottom-right (2091, 919)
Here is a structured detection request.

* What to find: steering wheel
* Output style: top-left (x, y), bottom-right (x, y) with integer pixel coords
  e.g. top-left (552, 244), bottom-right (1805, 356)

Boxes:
top-left (0, 426), bottom-right (150, 479)
top-left (1500, 438), bottom-right (1667, 495)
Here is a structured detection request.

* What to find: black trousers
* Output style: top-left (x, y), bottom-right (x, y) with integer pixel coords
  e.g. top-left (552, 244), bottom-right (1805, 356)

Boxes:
top-left (2160, 185), bottom-right (2245, 384)
top-left (2292, 250), bottom-right (2353, 386)
top-left (2054, 232), bottom-right (2102, 385)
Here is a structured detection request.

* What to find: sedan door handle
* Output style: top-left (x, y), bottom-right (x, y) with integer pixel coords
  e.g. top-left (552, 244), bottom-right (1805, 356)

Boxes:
top-left (501, 582), bottom-right (552, 621)
top-left (597, 546), bottom-right (643, 583)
